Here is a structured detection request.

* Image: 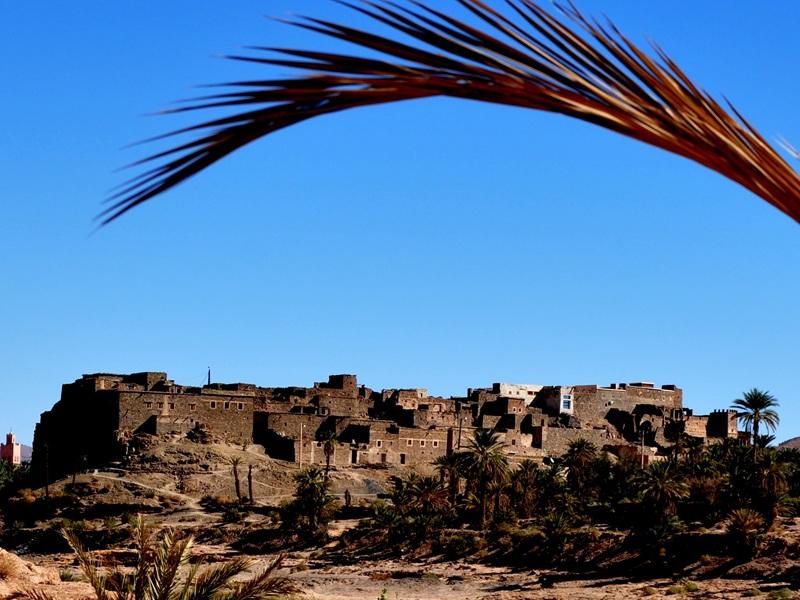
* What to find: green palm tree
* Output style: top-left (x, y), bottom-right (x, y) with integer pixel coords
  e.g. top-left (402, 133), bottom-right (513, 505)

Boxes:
top-left (637, 459), bottom-right (689, 517)
top-left (754, 451), bottom-right (788, 525)
top-left (407, 475), bottom-right (450, 514)
top-left (289, 466), bottom-right (336, 534)
top-left (562, 439), bottom-right (598, 496)
top-left (731, 389), bottom-right (780, 447)
top-left (433, 451), bottom-right (464, 505)
top-left (509, 459), bottom-right (540, 519)
top-left (462, 429), bottom-right (509, 528)
top-left (31, 516), bottom-right (297, 600)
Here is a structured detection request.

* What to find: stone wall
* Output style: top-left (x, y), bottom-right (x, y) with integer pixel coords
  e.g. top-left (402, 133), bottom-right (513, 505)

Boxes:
top-left (117, 390), bottom-right (253, 442)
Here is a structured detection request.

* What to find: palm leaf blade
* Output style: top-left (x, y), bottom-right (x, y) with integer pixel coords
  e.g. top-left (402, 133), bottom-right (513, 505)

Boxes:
top-left (105, 0), bottom-right (800, 225)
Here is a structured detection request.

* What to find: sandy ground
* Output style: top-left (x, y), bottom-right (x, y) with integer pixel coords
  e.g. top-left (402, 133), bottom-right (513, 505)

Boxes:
top-left (11, 546), bottom-right (796, 600)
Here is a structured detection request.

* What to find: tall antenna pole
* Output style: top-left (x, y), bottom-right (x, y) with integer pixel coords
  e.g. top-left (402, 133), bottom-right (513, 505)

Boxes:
top-left (207, 367), bottom-right (211, 386)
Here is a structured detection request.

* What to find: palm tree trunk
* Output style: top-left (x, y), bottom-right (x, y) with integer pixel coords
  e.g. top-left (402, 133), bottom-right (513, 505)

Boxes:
top-left (480, 484), bottom-right (488, 529)
top-left (233, 464), bottom-right (241, 499)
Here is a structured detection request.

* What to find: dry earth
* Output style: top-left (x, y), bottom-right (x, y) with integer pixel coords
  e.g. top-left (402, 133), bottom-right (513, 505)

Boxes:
top-left (5, 549), bottom-right (797, 600)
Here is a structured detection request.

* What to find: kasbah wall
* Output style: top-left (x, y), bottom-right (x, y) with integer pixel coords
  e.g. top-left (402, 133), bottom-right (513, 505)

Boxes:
top-left (32, 372), bottom-right (742, 481)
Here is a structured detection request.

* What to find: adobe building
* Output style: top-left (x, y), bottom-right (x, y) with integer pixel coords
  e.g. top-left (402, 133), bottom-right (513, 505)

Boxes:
top-left (32, 371), bottom-right (741, 482)
top-left (32, 372), bottom-right (254, 482)
top-left (0, 432), bottom-right (22, 466)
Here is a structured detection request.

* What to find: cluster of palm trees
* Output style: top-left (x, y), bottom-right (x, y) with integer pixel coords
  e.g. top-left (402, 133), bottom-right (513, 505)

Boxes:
top-left (264, 387), bottom-right (790, 562)
top-left (332, 388), bottom-right (795, 562)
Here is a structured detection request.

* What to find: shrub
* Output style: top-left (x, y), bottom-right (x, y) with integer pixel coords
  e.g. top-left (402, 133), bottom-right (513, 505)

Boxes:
top-left (726, 508), bottom-right (765, 558)
top-left (642, 588), bottom-right (658, 596)
top-left (222, 506), bottom-right (245, 524)
top-left (439, 532), bottom-right (485, 559)
top-left (743, 590), bottom-right (762, 597)
top-left (769, 589), bottom-right (792, 600)
top-left (684, 581), bottom-right (699, 592)
top-left (666, 584), bottom-right (685, 595)
top-left (0, 553), bottom-right (19, 580)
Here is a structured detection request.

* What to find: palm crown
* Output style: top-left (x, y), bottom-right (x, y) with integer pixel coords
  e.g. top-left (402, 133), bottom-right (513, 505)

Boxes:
top-left (731, 388), bottom-right (780, 444)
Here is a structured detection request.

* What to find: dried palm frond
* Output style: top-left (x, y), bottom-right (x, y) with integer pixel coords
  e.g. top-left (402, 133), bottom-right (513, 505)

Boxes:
top-left (104, 0), bottom-right (800, 224)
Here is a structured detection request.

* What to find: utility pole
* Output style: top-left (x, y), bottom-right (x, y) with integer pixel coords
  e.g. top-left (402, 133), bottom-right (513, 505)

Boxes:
top-left (298, 423), bottom-right (304, 469)
top-left (640, 431), bottom-right (645, 469)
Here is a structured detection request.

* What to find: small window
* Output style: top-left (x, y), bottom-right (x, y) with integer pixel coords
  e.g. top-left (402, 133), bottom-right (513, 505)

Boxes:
top-left (376, 440), bottom-right (382, 448)
top-left (157, 402), bottom-right (164, 409)
top-left (224, 402), bottom-right (230, 410)
top-left (189, 403), bottom-right (196, 411)
top-left (400, 453), bottom-right (407, 465)
top-left (210, 401), bottom-right (217, 409)
top-left (511, 439), bottom-right (517, 446)
top-left (420, 440), bottom-right (426, 447)
top-left (407, 439), bottom-right (412, 446)
top-left (169, 403), bottom-right (175, 410)
top-left (238, 403), bottom-right (244, 410)
top-left (562, 400), bottom-right (572, 410)
top-left (432, 440), bottom-right (439, 447)
top-left (563, 394), bottom-right (573, 400)
top-left (144, 402), bottom-right (152, 409)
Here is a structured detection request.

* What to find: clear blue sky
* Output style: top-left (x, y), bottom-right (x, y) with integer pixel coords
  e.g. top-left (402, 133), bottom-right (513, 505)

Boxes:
top-left (2, 1), bottom-right (799, 445)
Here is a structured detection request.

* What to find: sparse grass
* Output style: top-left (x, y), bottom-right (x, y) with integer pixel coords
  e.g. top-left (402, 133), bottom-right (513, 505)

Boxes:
top-left (768, 589), bottom-right (793, 600)
top-left (642, 587), bottom-right (658, 596)
top-left (292, 560), bottom-right (309, 572)
top-left (666, 584), bottom-right (685, 595)
top-left (422, 572), bottom-right (441, 582)
top-left (743, 590), bottom-right (763, 597)
top-left (59, 568), bottom-right (82, 582)
top-left (0, 553), bottom-right (20, 580)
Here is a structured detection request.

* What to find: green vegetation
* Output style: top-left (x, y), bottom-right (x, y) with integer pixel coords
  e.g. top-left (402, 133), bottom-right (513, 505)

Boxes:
top-left (342, 405), bottom-right (800, 572)
top-left (40, 515), bottom-right (297, 600)
top-left (283, 467), bottom-right (338, 541)
top-left (732, 389), bottom-right (780, 447)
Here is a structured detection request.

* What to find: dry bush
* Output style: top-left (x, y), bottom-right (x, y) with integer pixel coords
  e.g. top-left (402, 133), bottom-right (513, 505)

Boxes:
top-left (0, 552), bottom-right (20, 580)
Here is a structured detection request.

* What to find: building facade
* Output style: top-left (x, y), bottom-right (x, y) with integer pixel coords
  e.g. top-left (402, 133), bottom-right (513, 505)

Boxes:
top-left (0, 432), bottom-right (22, 466)
top-left (32, 372), bottom-right (741, 482)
